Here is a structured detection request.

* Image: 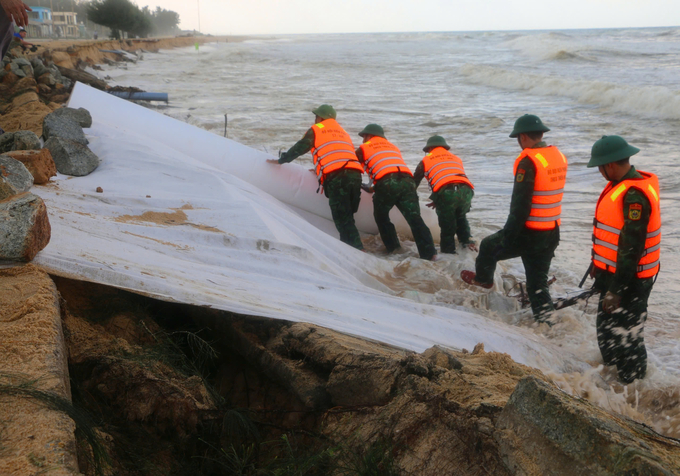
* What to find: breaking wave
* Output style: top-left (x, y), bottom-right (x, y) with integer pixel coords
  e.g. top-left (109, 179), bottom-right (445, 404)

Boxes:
top-left (459, 64), bottom-right (680, 120)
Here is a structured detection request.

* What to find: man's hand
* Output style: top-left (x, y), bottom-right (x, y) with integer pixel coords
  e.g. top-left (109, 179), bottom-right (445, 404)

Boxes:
top-left (602, 291), bottom-right (622, 314)
top-left (426, 201), bottom-right (436, 209)
top-left (266, 158), bottom-right (280, 164)
top-left (360, 183), bottom-right (373, 193)
top-left (467, 242), bottom-right (479, 252)
top-left (1, 0), bottom-right (32, 27)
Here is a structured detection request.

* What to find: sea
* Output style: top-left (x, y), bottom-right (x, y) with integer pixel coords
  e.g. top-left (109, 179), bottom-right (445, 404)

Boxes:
top-left (101, 27), bottom-right (680, 436)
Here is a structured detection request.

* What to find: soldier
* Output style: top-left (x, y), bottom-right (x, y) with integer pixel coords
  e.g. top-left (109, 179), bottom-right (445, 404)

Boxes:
top-left (461, 115), bottom-right (568, 322)
top-left (587, 135), bottom-right (660, 384)
top-left (268, 105), bottom-right (365, 250)
top-left (356, 124), bottom-right (437, 260)
top-left (413, 135), bottom-right (477, 255)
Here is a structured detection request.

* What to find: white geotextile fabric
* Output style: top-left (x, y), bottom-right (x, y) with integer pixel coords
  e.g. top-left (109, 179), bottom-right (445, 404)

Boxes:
top-left (30, 83), bottom-right (577, 372)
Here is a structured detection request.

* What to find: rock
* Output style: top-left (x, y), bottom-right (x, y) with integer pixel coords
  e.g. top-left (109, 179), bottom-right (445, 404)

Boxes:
top-left (11, 91), bottom-right (40, 110)
top-left (30, 57), bottom-right (48, 78)
top-left (0, 132), bottom-right (14, 152)
top-left (9, 61), bottom-right (26, 78)
top-left (50, 107), bottom-right (92, 128)
top-left (0, 155), bottom-right (33, 200)
top-left (96, 186), bottom-right (103, 193)
top-left (494, 376), bottom-right (680, 475)
top-left (12, 130), bottom-right (41, 150)
top-left (42, 113), bottom-right (88, 145)
top-left (2, 71), bottom-right (19, 85)
top-left (37, 72), bottom-right (57, 86)
top-left (327, 362), bottom-right (399, 406)
top-left (49, 94), bottom-right (70, 103)
top-left (5, 149), bottom-right (57, 184)
top-left (0, 192), bottom-right (51, 261)
top-left (44, 136), bottom-right (99, 176)
top-left (0, 101), bottom-right (54, 137)
top-left (37, 83), bottom-right (51, 94)
top-left (9, 76), bottom-right (37, 96)
top-left (12, 58), bottom-right (31, 67)
top-left (422, 345), bottom-right (464, 371)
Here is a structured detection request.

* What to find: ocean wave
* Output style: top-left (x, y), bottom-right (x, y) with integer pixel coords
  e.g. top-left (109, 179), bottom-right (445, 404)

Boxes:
top-left (460, 64), bottom-right (680, 120)
top-left (503, 33), bottom-right (592, 61)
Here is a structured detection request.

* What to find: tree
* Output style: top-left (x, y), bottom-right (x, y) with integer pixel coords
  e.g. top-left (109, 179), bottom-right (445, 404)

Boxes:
top-left (151, 6), bottom-right (180, 36)
top-left (86, 0), bottom-right (152, 38)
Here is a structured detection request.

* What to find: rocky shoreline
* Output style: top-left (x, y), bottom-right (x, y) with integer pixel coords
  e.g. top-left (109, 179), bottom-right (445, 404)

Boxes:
top-left (1, 38), bottom-right (680, 475)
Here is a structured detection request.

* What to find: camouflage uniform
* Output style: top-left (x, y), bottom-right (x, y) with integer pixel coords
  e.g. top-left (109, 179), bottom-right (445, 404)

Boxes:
top-left (474, 143), bottom-right (559, 320)
top-left (279, 129), bottom-right (364, 250)
top-left (414, 163), bottom-right (475, 254)
top-left (357, 145), bottom-right (436, 259)
top-left (593, 166), bottom-right (654, 384)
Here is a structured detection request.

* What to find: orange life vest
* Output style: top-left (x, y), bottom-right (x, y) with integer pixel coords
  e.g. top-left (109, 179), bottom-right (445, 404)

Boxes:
top-left (310, 119), bottom-right (363, 184)
top-left (421, 147), bottom-right (474, 193)
top-left (592, 171), bottom-right (661, 279)
top-left (358, 137), bottom-right (412, 182)
top-left (513, 146), bottom-right (568, 230)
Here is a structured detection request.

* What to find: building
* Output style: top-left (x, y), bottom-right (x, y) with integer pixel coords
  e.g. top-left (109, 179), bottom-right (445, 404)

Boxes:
top-left (52, 11), bottom-right (78, 38)
top-left (26, 6), bottom-right (52, 38)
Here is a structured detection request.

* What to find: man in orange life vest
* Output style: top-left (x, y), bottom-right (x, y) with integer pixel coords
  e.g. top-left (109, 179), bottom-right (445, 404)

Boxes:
top-left (461, 115), bottom-right (567, 322)
top-left (268, 105), bottom-right (365, 250)
top-left (413, 135), bottom-right (477, 255)
top-left (587, 135), bottom-right (660, 384)
top-left (356, 124), bottom-right (437, 260)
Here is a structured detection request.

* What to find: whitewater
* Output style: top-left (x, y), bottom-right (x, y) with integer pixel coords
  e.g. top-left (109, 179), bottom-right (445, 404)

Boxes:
top-left (42, 27), bottom-right (680, 437)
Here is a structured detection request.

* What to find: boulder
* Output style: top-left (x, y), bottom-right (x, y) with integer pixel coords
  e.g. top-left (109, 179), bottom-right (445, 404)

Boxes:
top-left (37, 83), bottom-right (51, 94)
top-left (0, 192), bottom-right (51, 261)
top-left (9, 76), bottom-right (37, 96)
top-left (37, 72), bottom-right (57, 86)
top-left (2, 71), bottom-right (19, 85)
top-left (494, 376), bottom-right (680, 475)
top-left (12, 130), bottom-right (41, 150)
top-left (5, 148), bottom-right (57, 184)
top-left (0, 155), bottom-right (33, 200)
top-left (0, 132), bottom-right (14, 152)
top-left (30, 57), bottom-right (48, 78)
top-left (9, 61), bottom-right (26, 78)
top-left (0, 131), bottom-right (41, 153)
top-left (11, 91), bottom-right (39, 110)
top-left (49, 107), bottom-right (92, 128)
top-left (42, 113), bottom-right (88, 145)
top-left (45, 136), bottom-right (99, 176)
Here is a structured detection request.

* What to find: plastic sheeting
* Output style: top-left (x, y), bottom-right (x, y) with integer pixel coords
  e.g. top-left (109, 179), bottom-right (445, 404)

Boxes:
top-left (30, 83), bottom-right (580, 372)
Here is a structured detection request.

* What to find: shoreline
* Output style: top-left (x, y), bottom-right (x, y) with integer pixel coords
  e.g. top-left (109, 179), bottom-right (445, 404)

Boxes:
top-left (31, 35), bottom-right (250, 69)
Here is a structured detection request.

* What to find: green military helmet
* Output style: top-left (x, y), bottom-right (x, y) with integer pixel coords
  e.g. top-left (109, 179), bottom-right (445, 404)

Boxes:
top-left (358, 123), bottom-right (385, 139)
top-left (423, 135), bottom-right (451, 152)
top-left (311, 104), bottom-right (337, 120)
top-left (587, 135), bottom-right (640, 168)
top-left (509, 114), bottom-right (550, 138)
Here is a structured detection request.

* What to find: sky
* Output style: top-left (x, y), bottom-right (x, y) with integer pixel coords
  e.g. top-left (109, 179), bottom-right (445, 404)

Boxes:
top-left (133, 0), bottom-right (680, 35)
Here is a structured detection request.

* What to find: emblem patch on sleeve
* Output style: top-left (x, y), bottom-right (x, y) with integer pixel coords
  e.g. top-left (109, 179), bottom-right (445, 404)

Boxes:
top-left (629, 203), bottom-right (642, 220)
top-left (516, 169), bottom-right (525, 182)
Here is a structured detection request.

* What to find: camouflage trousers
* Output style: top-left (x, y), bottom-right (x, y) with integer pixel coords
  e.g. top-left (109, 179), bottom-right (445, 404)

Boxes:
top-left (595, 275), bottom-right (654, 383)
top-left (475, 227), bottom-right (559, 321)
top-left (323, 169), bottom-right (363, 250)
top-left (431, 184), bottom-right (474, 254)
top-left (373, 174), bottom-right (436, 260)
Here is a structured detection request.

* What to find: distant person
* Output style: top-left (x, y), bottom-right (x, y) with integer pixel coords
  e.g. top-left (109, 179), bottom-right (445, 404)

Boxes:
top-left (356, 124), bottom-right (437, 261)
top-left (0, 0), bottom-right (31, 59)
top-left (461, 115), bottom-right (568, 323)
top-left (413, 135), bottom-right (477, 255)
top-left (13, 26), bottom-right (35, 51)
top-left (268, 105), bottom-right (365, 250)
top-left (587, 135), bottom-right (660, 384)
top-left (93, 31), bottom-right (98, 40)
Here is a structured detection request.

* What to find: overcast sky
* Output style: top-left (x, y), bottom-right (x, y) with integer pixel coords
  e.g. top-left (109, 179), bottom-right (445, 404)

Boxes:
top-left (133, 0), bottom-right (680, 35)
